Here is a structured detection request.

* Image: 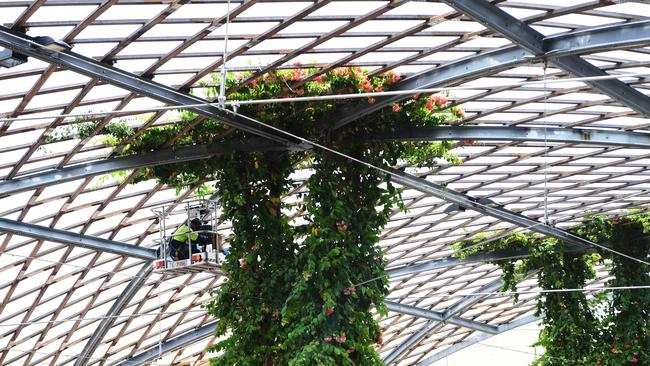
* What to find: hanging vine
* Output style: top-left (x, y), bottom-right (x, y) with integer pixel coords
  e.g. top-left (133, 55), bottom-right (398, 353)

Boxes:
top-left (456, 213), bottom-right (650, 365)
top-left (95, 67), bottom-right (463, 365)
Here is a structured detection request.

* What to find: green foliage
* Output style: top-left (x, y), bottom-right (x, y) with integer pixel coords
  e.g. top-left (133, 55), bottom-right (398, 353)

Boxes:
top-left (100, 67), bottom-right (465, 365)
top-left (456, 215), bottom-right (650, 365)
top-left (92, 169), bottom-right (131, 189)
top-left (44, 120), bottom-right (134, 144)
top-left (204, 152), bottom-right (299, 365)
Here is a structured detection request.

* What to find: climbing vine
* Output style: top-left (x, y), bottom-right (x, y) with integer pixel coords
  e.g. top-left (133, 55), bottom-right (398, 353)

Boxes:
top-left (456, 214), bottom-right (650, 365)
top-left (95, 67), bottom-right (463, 365)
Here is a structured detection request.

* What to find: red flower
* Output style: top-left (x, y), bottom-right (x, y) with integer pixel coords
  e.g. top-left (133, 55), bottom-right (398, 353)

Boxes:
top-left (323, 337), bottom-right (333, 343)
top-left (343, 287), bottom-right (356, 296)
top-left (611, 347), bottom-right (619, 353)
top-left (376, 86), bottom-right (384, 93)
top-left (360, 79), bottom-right (373, 93)
top-left (378, 337), bottom-right (384, 345)
top-left (336, 220), bottom-right (348, 232)
top-left (625, 344), bottom-right (632, 350)
top-left (432, 94), bottom-right (446, 106)
top-left (454, 108), bottom-right (466, 118)
top-left (392, 104), bottom-right (400, 113)
top-left (425, 99), bottom-right (434, 111)
top-left (347, 348), bottom-right (355, 354)
top-left (326, 307), bottom-right (334, 316)
top-left (251, 78), bottom-right (258, 87)
top-left (412, 93), bottom-right (420, 100)
top-left (295, 88), bottom-right (305, 96)
top-left (367, 97), bottom-right (376, 104)
top-left (630, 358), bottom-right (639, 363)
top-left (391, 73), bottom-right (401, 84)
top-left (336, 334), bottom-right (347, 343)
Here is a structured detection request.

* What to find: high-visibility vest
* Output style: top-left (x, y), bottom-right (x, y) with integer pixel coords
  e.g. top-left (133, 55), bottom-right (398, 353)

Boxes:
top-left (172, 224), bottom-right (198, 243)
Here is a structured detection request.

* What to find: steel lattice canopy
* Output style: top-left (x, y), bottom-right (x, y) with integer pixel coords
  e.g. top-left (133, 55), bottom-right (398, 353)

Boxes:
top-left (0, 1), bottom-right (649, 365)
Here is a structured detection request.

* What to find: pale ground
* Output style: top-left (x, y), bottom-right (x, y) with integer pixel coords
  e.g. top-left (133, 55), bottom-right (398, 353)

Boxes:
top-left (432, 322), bottom-right (542, 366)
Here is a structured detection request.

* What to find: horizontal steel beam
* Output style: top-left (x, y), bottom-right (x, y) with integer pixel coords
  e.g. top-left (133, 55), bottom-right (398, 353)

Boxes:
top-left (110, 321), bottom-right (217, 366)
top-left (387, 168), bottom-right (594, 249)
top-left (443, 0), bottom-right (650, 118)
top-left (0, 25), bottom-right (298, 146)
top-left (386, 247), bottom-right (532, 278)
top-left (371, 126), bottom-right (650, 148)
top-left (0, 218), bottom-right (156, 259)
top-left (384, 301), bottom-right (499, 334)
top-left (415, 315), bottom-right (540, 366)
top-left (333, 18), bottom-right (650, 130)
top-left (0, 139), bottom-right (289, 197)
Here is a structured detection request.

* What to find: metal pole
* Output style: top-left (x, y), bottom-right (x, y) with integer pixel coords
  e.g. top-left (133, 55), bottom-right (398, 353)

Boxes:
top-left (186, 201), bottom-right (192, 262)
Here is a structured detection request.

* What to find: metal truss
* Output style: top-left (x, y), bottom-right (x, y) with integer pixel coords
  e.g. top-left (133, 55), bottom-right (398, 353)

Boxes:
top-left (384, 301), bottom-right (499, 335)
top-left (332, 19), bottom-right (650, 129)
top-left (0, 217), bottom-right (156, 259)
top-left (110, 321), bottom-right (218, 366)
top-left (0, 139), bottom-right (290, 197)
top-left (0, 25), bottom-right (296, 146)
top-left (383, 280), bottom-right (504, 364)
top-left (441, 0), bottom-right (650, 118)
top-left (0, 2), bottom-right (649, 365)
top-left (415, 315), bottom-right (540, 366)
top-left (388, 168), bottom-right (594, 249)
top-left (371, 126), bottom-right (650, 148)
top-left (75, 263), bottom-right (153, 366)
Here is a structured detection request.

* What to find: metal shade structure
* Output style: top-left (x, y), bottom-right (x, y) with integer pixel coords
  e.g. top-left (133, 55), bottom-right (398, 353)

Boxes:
top-left (0, 1), bottom-right (649, 365)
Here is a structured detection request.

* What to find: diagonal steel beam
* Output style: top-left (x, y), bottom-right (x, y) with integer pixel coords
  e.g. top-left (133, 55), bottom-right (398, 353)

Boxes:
top-left (387, 245), bottom-right (588, 279)
top-left (415, 315), bottom-right (540, 366)
top-left (110, 321), bottom-right (218, 366)
top-left (383, 279), bottom-right (503, 364)
top-left (387, 168), bottom-right (594, 249)
top-left (442, 0), bottom-right (650, 118)
top-left (332, 19), bottom-right (650, 130)
top-left (75, 263), bottom-right (153, 366)
top-left (0, 139), bottom-right (290, 197)
top-left (0, 25), bottom-right (298, 146)
top-left (370, 126), bottom-right (650, 148)
top-left (0, 218), bottom-right (157, 259)
top-left (384, 301), bottom-right (499, 334)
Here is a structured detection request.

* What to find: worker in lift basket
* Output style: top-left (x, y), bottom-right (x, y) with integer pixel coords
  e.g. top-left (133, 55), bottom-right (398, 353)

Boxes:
top-left (169, 218), bottom-right (202, 260)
